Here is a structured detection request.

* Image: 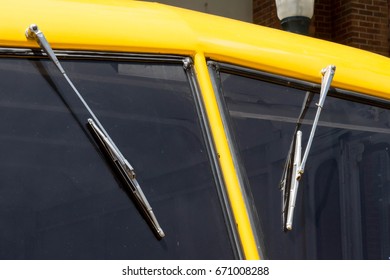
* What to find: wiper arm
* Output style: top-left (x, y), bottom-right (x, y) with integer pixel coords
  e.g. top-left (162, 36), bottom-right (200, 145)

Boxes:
top-left (282, 65), bottom-right (336, 231)
top-left (299, 65), bottom-right (336, 173)
top-left (26, 24), bottom-right (165, 238)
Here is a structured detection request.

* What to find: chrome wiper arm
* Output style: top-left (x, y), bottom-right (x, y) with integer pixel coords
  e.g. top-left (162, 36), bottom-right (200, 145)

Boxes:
top-left (25, 24), bottom-right (65, 74)
top-left (26, 24), bottom-right (165, 238)
top-left (25, 24), bottom-right (103, 132)
top-left (299, 65), bottom-right (336, 174)
top-left (88, 119), bottom-right (165, 238)
top-left (283, 65), bottom-right (336, 231)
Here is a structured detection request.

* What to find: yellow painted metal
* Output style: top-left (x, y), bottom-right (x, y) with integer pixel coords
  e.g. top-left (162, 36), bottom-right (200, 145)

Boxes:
top-left (2, 0), bottom-right (390, 99)
top-left (193, 53), bottom-right (260, 260)
top-left (3, 0), bottom-right (390, 259)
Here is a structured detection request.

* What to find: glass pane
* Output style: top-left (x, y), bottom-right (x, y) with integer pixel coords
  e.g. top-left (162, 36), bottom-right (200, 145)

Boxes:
top-left (217, 70), bottom-right (390, 260)
top-left (0, 57), bottom-right (234, 259)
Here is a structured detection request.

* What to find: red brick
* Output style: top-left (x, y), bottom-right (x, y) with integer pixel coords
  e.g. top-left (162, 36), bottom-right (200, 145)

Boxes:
top-left (253, 0), bottom-right (389, 56)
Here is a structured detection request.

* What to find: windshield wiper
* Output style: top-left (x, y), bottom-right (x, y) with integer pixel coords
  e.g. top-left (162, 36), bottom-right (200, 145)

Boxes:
top-left (25, 24), bottom-right (165, 238)
top-left (87, 119), bottom-right (164, 238)
top-left (280, 91), bottom-right (314, 230)
top-left (281, 65), bottom-right (336, 231)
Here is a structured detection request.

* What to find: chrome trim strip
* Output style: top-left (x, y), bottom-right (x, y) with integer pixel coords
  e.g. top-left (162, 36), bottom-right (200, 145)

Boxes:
top-left (207, 62), bottom-right (266, 259)
top-left (184, 58), bottom-right (244, 259)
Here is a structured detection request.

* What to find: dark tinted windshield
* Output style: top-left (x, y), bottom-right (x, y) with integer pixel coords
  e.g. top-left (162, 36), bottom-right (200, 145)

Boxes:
top-left (0, 55), bottom-right (235, 259)
top-left (212, 65), bottom-right (390, 260)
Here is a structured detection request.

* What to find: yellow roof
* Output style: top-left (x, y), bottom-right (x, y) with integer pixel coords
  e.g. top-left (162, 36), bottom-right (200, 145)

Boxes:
top-left (2, 0), bottom-right (390, 98)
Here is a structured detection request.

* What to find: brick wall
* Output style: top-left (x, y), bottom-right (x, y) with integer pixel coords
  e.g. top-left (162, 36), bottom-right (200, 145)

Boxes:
top-left (314, 0), bottom-right (333, 40)
top-left (253, 0), bottom-right (390, 56)
top-left (253, 0), bottom-right (280, 29)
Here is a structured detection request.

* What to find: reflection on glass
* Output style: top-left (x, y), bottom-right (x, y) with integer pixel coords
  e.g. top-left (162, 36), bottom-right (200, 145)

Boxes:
top-left (0, 57), bottom-right (234, 259)
top-left (217, 70), bottom-right (390, 259)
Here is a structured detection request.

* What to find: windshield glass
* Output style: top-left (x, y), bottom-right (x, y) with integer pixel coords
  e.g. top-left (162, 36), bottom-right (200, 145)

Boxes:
top-left (213, 67), bottom-right (390, 260)
top-left (0, 56), bottom-right (235, 259)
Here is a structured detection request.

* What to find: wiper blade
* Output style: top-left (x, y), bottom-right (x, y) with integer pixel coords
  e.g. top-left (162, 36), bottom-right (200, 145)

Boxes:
top-left (280, 91), bottom-right (314, 230)
top-left (282, 65), bottom-right (336, 231)
top-left (88, 119), bottom-right (165, 238)
top-left (26, 24), bottom-right (165, 238)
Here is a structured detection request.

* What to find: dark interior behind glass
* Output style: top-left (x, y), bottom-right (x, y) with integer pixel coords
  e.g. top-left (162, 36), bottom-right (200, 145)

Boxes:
top-left (213, 67), bottom-right (390, 260)
top-left (0, 56), bottom-right (234, 259)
